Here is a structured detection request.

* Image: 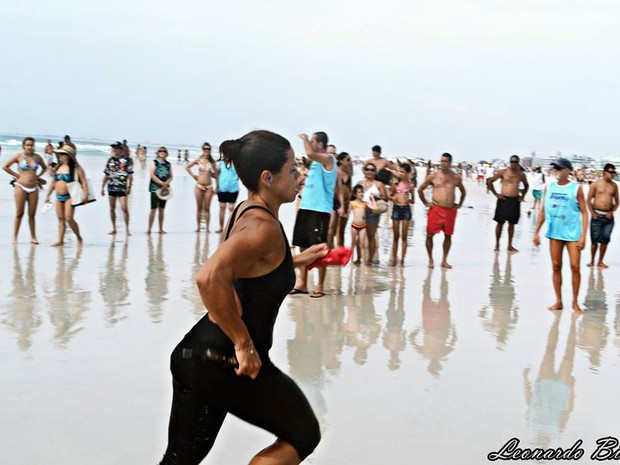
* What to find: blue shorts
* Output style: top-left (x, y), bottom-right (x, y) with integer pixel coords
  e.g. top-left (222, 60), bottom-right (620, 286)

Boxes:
top-left (590, 214), bottom-right (614, 244)
top-left (391, 204), bottom-right (412, 221)
top-left (532, 190), bottom-right (542, 200)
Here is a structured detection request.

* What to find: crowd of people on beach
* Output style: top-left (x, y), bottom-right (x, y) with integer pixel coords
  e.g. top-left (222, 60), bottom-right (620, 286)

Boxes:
top-left (2, 134), bottom-right (618, 313)
top-left (3, 131), bottom-right (619, 465)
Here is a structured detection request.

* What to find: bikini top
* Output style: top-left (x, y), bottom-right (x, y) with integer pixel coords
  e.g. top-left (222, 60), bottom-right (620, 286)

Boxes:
top-left (198, 159), bottom-right (215, 174)
top-left (396, 181), bottom-right (413, 194)
top-left (19, 158), bottom-right (40, 171)
top-left (54, 172), bottom-right (72, 182)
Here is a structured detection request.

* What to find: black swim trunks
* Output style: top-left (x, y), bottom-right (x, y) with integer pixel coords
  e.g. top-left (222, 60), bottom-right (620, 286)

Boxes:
top-left (493, 196), bottom-right (521, 224)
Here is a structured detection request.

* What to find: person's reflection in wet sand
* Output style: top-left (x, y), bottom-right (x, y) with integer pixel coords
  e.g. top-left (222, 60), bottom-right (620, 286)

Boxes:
top-left (523, 312), bottom-right (578, 447)
top-left (3, 246), bottom-right (42, 350)
top-left (99, 240), bottom-right (130, 326)
top-left (345, 266), bottom-right (381, 365)
top-left (409, 268), bottom-right (457, 377)
top-left (579, 268), bottom-right (609, 373)
top-left (182, 232), bottom-right (210, 318)
top-left (286, 291), bottom-right (345, 427)
top-left (479, 252), bottom-right (519, 350)
top-left (383, 266), bottom-right (407, 370)
top-left (49, 246), bottom-right (90, 347)
top-left (616, 294), bottom-right (620, 355)
top-left (145, 235), bottom-right (169, 323)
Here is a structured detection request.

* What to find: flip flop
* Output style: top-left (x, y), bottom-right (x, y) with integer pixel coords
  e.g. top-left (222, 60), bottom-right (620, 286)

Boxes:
top-left (289, 288), bottom-right (309, 295)
top-left (310, 291), bottom-right (325, 299)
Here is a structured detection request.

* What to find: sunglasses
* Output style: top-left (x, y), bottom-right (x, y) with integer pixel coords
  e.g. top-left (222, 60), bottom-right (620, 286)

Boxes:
top-left (364, 167), bottom-right (376, 172)
top-left (510, 160), bottom-right (519, 164)
top-left (158, 150), bottom-right (168, 154)
top-left (202, 147), bottom-right (211, 150)
top-left (606, 170), bottom-right (616, 174)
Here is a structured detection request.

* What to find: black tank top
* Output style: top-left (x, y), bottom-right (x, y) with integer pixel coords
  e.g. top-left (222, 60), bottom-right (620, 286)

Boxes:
top-left (180, 203), bottom-right (295, 361)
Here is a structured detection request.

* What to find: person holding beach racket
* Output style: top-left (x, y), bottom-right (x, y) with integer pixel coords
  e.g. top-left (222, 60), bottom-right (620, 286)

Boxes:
top-left (158, 130), bottom-right (327, 465)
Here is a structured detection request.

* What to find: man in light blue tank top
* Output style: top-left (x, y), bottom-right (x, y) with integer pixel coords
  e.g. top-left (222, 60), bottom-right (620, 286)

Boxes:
top-left (291, 132), bottom-right (337, 298)
top-left (533, 158), bottom-right (588, 313)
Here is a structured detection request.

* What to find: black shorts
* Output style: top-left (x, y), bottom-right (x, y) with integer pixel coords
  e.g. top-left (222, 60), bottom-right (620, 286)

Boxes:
top-left (150, 192), bottom-right (167, 209)
top-left (218, 191), bottom-right (239, 204)
top-left (292, 209), bottom-right (330, 248)
top-left (108, 190), bottom-right (127, 197)
top-left (493, 197), bottom-right (520, 224)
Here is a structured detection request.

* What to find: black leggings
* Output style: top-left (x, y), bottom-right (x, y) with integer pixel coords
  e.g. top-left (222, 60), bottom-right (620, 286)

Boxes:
top-left (158, 346), bottom-right (320, 464)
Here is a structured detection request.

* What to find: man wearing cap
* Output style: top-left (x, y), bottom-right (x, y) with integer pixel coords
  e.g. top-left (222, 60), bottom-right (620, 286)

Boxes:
top-left (533, 157), bottom-right (588, 312)
top-left (487, 155), bottom-right (529, 252)
top-left (586, 163), bottom-right (618, 268)
top-left (102, 141), bottom-right (134, 236)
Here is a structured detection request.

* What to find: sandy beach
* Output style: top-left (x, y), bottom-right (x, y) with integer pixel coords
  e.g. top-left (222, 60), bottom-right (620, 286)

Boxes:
top-left (1, 156), bottom-right (619, 464)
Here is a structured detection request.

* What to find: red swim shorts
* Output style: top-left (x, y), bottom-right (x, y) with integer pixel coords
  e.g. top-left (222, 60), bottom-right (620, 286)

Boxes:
top-left (427, 205), bottom-right (457, 235)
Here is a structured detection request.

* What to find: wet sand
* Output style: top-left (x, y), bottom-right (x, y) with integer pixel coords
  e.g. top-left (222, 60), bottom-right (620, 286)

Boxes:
top-left (1, 160), bottom-right (619, 464)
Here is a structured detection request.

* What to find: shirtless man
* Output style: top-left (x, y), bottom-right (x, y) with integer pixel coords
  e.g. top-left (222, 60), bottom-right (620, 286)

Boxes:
top-left (586, 163), bottom-right (618, 268)
top-left (487, 155), bottom-right (529, 252)
top-left (366, 145), bottom-right (394, 186)
top-left (417, 153), bottom-right (466, 269)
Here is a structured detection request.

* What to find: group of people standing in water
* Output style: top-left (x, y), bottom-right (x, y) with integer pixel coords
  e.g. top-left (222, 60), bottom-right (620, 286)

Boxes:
top-left (2, 136), bottom-right (239, 245)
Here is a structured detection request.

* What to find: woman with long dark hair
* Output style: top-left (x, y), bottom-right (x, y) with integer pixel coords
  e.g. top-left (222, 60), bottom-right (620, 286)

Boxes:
top-left (44, 145), bottom-right (87, 246)
top-left (158, 130), bottom-right (327, 465)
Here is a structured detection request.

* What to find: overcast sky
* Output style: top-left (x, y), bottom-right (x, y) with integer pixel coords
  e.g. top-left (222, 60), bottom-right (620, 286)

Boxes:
top-left (1, 0), bottom-right (619, 160)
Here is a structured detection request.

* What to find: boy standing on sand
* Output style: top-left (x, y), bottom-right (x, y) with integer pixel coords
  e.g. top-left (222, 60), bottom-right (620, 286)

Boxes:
top-left (417, 153), bottom-right (466, 269)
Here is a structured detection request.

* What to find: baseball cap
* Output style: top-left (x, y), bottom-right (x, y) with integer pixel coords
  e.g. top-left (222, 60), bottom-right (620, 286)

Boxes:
top-left (550, 158), bottom-right (573, 170)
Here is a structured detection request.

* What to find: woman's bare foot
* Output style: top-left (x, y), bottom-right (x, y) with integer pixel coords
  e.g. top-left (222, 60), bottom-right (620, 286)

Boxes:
top-left (108, 230), bottom-right (117, 235)
top-left (388, 259), bottom-right (396, 267)
top-left (586, 262), bottom-right (594, 267)
top-left (215, 228), bottom-right (223, 233)
top-left (126, 231), bottom-right (132, 237)
top-left (159, 230), bottom-right (167, 234)
top-left (31, 238), bottom-right (39, 245)
top-left (508, 246), bottom-right (519, 253)
top-left (548, 302), bottom-right (563, 311)
top-left (13, 238), bottom-right (18, 244)
top-left (598, 262), bottom-right (609, 269)
top-left (572, 301), bottom-right (584, 313)
top-left (77, 237), bottom-right (83, 246)
top-left (441, 262), bottom-right (452, 269)
top-left (51, 241), bottom-right (64, 247)
top-left (399, 259), bottom-right (405, 266)
top-left (146, 230), bottom-right (151, 235)
top-left (428, 260), bottom-right (435, 269)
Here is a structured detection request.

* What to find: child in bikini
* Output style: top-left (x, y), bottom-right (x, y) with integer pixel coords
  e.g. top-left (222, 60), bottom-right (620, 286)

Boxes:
top-left (350, 185), bottom-right (369, 265)
top-left (389, 162), bottom-right (415, 266)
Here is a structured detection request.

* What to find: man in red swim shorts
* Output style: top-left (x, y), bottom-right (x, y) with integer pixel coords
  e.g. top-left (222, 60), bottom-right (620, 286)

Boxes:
top-left (417, 153), bottom-right (466, 269)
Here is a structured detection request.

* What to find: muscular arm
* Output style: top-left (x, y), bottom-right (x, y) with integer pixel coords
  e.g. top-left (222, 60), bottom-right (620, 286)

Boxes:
top-left (486, 170), bottom-right (504, 197)
top-left (456, 175), bottom-right (466, 208)
top-left (417, 174), bottom-right (434, 206)
top-left (299, 134), bottom-right (334, 170)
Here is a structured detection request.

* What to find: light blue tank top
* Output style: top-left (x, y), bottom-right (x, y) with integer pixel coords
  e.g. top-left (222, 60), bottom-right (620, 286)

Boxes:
top-left (544, 181), bottom-right (582, 241)
top-left (218, 161), bottom-right (239, 193)
top-left (299, 156), bottom-right (337, 214)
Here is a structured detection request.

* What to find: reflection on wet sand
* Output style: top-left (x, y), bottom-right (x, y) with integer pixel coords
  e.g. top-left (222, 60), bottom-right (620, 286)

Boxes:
top-left (49, 246), bottom-right (90, 347)
top-left (383, 267), bottom-right (406, 370)
top-left (145, 235), bottom-right (169, 323)
top-left (524, 313), bottom-right (577, 447)
top-left (616, 294), bottom-right (620, 355)
top-left (409, 269), bottom-right (456, 377)
top-left (99, 240), bottom-right (130, 326)
top-left (182, 233), bottom-right (210, 318)
top-left (479, 253), bottom-right (519, 350)
top-left (579, 269), bottom-right (609, 373)
top-left (2, 246), bottom-right (42, 350)
top-left (345, 266), bottom-right (381, 366)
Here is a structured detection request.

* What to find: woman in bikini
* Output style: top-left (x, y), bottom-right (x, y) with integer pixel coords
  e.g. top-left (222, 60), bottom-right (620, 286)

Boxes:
top-left (389, 163), bottom-right (415, 266)
top-left (44, 145), bottom-right (88, 246)
top-left (334, 152), bottom-right (353, 247)
top-left (2, 137), bottom-right (48, 244)
top-left (358, 162), bottom-right (388, 265)
top-left (186, 142), bottom-right (219, 232)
